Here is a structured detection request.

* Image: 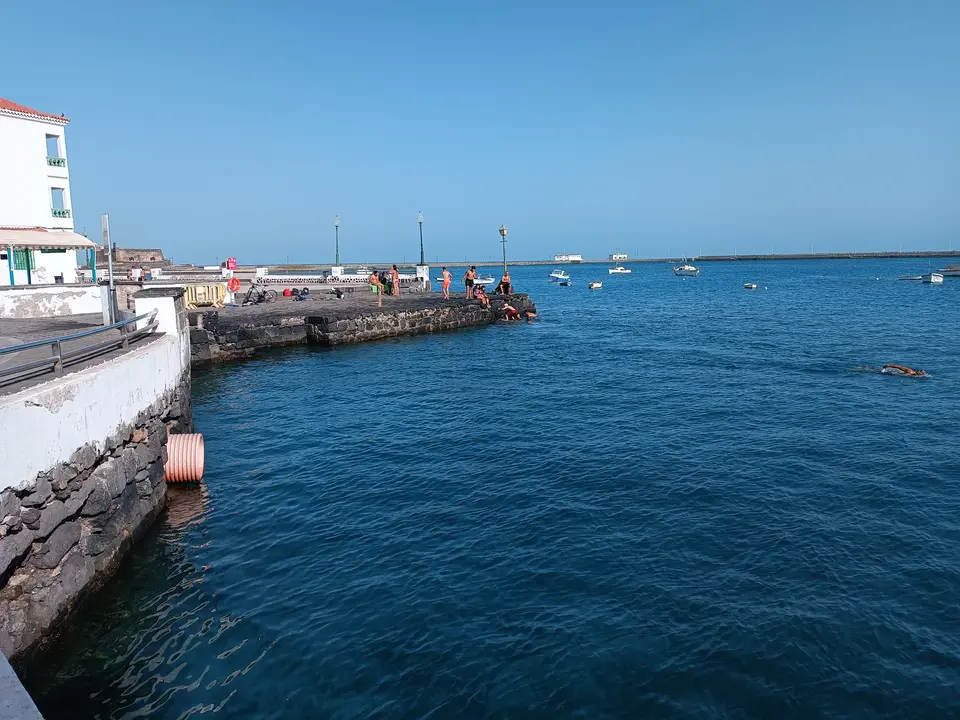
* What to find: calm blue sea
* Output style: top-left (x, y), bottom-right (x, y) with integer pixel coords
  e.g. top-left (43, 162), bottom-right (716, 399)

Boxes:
top-left (22, 259), bottom-right (960, 719)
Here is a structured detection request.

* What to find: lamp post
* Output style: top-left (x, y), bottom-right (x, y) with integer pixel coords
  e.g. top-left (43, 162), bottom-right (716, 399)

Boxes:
top-left (334, 215), bottom-right (340, 265)
top-left (417, 211), bottom-right (424, 265)
top-left (499, 225), bottom-right (508, 272)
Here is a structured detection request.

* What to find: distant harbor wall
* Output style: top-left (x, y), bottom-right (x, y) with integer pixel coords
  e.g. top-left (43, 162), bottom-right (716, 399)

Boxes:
top-left (189, 294), bottom-right (537, 365)
top-left (0, 289), bottom-right (192, 661)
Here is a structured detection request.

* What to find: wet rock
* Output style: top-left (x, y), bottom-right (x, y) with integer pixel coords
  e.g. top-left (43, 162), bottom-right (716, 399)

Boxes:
top-left (30, 521), bottom-right (80, 569)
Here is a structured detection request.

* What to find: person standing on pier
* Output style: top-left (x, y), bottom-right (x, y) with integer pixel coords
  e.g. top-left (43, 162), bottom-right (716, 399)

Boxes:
top-left (369, 269), bottom-right (384, 307)
top-left (441, 267), bottom-right (452, 300)
top-left (391, 265), bottom-right (400, 296)
top-left (463, 266), bottom-right (476, 299)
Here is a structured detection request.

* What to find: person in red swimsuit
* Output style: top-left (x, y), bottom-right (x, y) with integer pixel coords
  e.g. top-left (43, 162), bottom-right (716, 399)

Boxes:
top-left (441, 267), bottom-right (452, 300)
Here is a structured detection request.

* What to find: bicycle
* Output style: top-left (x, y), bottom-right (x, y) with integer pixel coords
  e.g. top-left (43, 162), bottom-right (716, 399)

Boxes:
top-left (243, 284), bottom-right (278, 305)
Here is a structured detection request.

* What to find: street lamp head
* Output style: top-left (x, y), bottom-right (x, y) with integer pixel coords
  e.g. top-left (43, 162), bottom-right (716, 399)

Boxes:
top-left (417, 211), bottom-right (423, 225)
top-left (499, 225), bottom-right (508, 238)
top-left (334, 215), bottom-right (340, 228)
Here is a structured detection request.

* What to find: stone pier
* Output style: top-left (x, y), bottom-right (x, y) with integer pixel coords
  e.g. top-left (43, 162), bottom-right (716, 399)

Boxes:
top-left (189, 293), bottom-right (537, 365)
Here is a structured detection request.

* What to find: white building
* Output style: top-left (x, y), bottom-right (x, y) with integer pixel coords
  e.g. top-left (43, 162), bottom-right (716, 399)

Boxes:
top-left (609, 252), bottom-right (628, 261)
top-left (0, 98), bottom-right (95, 286)
top-left (554, 253), bottom-right (583, 263)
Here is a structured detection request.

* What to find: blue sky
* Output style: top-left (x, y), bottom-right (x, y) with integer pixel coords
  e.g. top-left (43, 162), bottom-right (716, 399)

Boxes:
top-left (2, 0), bottom-right (958, 264)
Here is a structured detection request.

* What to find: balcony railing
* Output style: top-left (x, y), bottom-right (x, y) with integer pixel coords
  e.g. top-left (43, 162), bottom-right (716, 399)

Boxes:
top-left (52, 208), bottom-right (71, 218)
top-left (47, 156), bottom-right (66, 167)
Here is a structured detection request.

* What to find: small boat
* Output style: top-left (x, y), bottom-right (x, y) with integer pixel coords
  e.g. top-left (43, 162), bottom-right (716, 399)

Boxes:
top-left (674, 264), bottom-right (700, 277)
top-left (936, 264), bottom-right (960, 277)
top-left (881, 364), bottom-right (925, 377)
top-left (744, 283), bottom-right (757, 289)
top-left (898, 275), bottom-right (923, 281)
top-left (608, 265), bottom-right (632, 275)
top-left (922, 272), bottom-right (944, 284)
top-left (437, 275), bottom-right (496, 285)
top-left (558, 279), bottom-right (572, 286)
top-left (588, 281), bottom-right (602, 289)
top-left (549, 269), bottom-right (571, 281)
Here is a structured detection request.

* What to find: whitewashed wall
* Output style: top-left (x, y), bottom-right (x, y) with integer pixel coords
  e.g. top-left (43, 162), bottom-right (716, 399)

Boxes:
top-left (0, 113), bottom-right (72, 230)
top-left (0, 285), bottom-right (101, 318)
top-left (0, 300), bottom-right (189, 492)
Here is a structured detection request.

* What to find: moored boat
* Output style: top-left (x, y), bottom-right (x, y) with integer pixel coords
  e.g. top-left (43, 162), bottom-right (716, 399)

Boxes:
top-left (674, 264), bottom-right (700, 277)
top-left (744, 283), bottom-right (757, 289)
top-left (922, 272), bottom-right (944, 284)
top-left (588, 281), bottom-right (602, 289)
top-left (608, 265), bottom-right (631, 275)
top-left (549, 269), bottom-right (571, 281)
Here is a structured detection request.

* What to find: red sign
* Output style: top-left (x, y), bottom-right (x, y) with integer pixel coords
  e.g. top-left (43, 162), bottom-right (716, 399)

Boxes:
top-left (226, 257), bottom-right (237, 270)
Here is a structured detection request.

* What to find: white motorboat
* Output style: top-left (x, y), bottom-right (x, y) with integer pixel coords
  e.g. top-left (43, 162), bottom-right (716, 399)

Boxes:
top-left (588, 281), bottom-right (603, 289)
top-left (608, 265), bottom-right (632, 275)
top-left (437, 275), bottom-right (496, 285)
top-left (744, 283), bottom-right (757, 289)
top-left (674, 264), bottom-right (700, 277)
top-left (922, 272), bottom-right (944, 284)
top-left (549, 269), bottom-right (570, 281)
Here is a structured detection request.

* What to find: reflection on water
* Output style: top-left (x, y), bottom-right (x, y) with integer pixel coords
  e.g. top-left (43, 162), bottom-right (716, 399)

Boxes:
top-left (19, 484), bottom-right (272, 720)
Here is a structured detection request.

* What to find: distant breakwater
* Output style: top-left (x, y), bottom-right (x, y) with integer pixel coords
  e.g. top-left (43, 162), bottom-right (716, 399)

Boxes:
top-left (223, 250), bottom-right (960, 272)
top-left (189, 294), bottom-right (537, 365)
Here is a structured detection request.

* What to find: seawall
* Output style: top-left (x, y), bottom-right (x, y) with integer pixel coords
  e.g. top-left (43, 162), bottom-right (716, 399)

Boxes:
top-left (0, 288), bottom-right (192, 662)
top-left (189, 294), bottom-right (537, 365)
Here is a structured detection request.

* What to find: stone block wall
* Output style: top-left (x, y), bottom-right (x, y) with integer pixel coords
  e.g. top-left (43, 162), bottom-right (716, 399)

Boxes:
top-left (188, 295), bottom-right (537, 365)
top-left (0, 386), bottom-right (190, 660)
top-left (309, 295), bottom-right (538, 346)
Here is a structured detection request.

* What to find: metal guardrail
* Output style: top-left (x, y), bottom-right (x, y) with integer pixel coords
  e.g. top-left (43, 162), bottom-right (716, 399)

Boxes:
top-left (0, 309), bottom-right (159, 388)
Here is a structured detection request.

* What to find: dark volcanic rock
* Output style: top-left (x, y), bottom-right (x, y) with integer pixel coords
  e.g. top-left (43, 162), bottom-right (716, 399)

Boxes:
top-left (30, 521), bottom-right (80, 570)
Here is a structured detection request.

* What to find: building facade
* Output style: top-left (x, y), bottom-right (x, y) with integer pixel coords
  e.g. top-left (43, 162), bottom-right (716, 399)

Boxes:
top-left (554, 254), bottom-right (583, 263)
top-left (0, 98), bottom-right (94, 285)
top-left (609, 252), bottom-right (628, 261)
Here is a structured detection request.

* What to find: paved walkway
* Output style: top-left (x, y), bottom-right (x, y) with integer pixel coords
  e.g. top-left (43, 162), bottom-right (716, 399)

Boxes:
top-left (0, 314), bottom-right (158, 396)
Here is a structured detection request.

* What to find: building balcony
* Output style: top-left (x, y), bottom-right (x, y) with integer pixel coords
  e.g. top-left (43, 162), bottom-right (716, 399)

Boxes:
top-left (52, 208), bottom-right (71, 218)
top-left (47, 156), bottom-right (66, 167)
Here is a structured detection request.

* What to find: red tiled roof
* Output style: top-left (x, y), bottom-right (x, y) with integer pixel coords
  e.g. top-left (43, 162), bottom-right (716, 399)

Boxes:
top-left (0, 226), bottom-right (48, 232)
top-left (0, 98), bottom-right (69, 123)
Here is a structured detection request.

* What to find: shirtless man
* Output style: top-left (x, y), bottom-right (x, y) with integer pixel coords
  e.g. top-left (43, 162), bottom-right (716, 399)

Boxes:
top-left (463, 266), bottom-right (476, 299)
top-left (368, 269), bottom-right (383, 307)
top-left (441, 266), bottom-right (452, 300)
top-left (390, 264), bottom-right (400, 296)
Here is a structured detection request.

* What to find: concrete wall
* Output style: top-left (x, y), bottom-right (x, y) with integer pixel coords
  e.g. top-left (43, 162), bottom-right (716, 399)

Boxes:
top-left (0, 113), bottom-right (72, 231)
top-left (0, 284), bottom-right (100, 318)
top-left (0, 288), bottom-right (192, 661)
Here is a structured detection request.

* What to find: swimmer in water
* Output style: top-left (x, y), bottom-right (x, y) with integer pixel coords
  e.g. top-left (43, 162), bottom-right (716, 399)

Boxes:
top-left (881, 364), bottom-right (925, 377)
